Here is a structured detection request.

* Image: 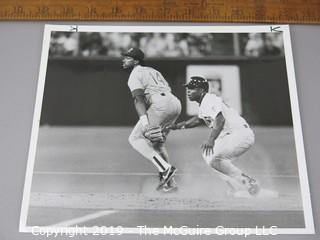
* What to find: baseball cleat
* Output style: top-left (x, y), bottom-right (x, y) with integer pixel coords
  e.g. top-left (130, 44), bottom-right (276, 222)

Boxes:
top-left (162, 184), bottom-right (178, 193)
top-left (247, 179), bottom-right (260, 196)
top-left (157, 173), bottom-right (178, 192)
top-left (161, 178), bottom-right (178, 193)
top-left (169, 177), bottom-right (177, 186)
top-left (156, 166), bottom-right (177, 191)
top-left (241, 173), bottom-right (260, 196)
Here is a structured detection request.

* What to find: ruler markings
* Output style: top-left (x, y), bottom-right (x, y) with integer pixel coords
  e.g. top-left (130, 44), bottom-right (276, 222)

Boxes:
top-left (0, 0), bottom-right (319, 23)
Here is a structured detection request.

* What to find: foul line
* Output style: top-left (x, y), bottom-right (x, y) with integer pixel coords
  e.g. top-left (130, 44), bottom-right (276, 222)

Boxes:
top-left (48, 210), bottom-right (116, 227)
top-left (34, 171), bottom-right (299, 178)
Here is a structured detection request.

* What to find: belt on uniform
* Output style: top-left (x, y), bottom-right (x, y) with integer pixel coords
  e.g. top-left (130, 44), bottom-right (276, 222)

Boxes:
top-left (225, 124), bottom-right (249, 135)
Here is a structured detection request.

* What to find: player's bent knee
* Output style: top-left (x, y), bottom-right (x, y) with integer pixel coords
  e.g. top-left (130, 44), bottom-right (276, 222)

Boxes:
top-left (202, 153), bottom-right (224, 170)
top-left (128, 135), bottom-right (134, 146)
top-left (128, 136), bottom-right (142, 151)
top-left (128, 133), bottom-right (138, 147)
top-left (210, 158), bottom-right (222, 170)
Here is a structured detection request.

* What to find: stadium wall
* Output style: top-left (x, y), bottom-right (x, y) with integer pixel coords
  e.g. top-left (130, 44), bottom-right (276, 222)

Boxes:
top-left (40, 57), bottom-right (292, 126)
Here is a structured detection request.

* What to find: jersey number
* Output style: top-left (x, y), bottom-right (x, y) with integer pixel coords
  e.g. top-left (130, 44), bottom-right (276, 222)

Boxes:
top-left (149, 72), bottom-right (167, 86)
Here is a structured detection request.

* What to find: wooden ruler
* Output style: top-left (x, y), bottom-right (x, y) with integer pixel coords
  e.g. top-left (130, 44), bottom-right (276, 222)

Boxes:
top-left (0, 0), bottom-right (319, 23)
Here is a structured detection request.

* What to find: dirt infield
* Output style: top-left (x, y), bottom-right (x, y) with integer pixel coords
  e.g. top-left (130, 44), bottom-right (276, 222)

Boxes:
top-left (25, 126), bottom-right (304, 228)
top-left (30, 190), bottom-right (300, 211)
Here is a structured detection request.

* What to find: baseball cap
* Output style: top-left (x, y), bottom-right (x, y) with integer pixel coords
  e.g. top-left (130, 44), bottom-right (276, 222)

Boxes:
top-left (183, 76), bottom-right (209, 92)
top-left (121, 47), bottom-right (145, 61)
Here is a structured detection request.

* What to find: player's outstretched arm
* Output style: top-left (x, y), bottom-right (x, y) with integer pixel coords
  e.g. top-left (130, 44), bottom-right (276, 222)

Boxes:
top-left (167, 116), bottom-right (203, 130)
top-left (184, 116), bottom-right (204, 128)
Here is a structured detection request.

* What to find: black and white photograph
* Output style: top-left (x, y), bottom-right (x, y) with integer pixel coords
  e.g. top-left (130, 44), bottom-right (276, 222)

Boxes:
top-left (19, 25), bottom-right (314, 235)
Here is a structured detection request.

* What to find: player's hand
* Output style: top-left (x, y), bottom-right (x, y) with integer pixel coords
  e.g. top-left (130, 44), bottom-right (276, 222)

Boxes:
top-left (144, 126), bottom-right (165, 143)
top-left (201, 140), bottom-right (215, 156)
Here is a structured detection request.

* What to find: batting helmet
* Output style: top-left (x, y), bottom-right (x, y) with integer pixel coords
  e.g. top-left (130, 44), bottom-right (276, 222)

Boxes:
top-left (183, 76), bottom-right (209, 92)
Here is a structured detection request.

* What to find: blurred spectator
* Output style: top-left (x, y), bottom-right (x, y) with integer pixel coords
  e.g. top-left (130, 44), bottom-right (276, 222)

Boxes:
top-left (50, 32), bottom-right (78, 56)
top-left (187, 33), bottom-right (205, 57)
top-left (263, 33), bottom-right (282, 56)
top-left (175, 33), bottom-right (189, 56)
top-left (142, 33), bottom-right (168, 57)
top-left (49, 32), bottom-right (284, 58)
top-left (80, 33), bottom-right (107, 57)
top-left (263, 33), bottom-right (283, 56)
top-left (244, 33), bottom-right (264, 57)
top-left (49, 32), bottom-right (64, 56)
top-left (130, 33), bottom-right (142, 48)
top-left (199, 33), bottom-right (215, 56)
top-left (162, 33), bottom-right (185, 57)
top-left (139, 33), bottom-right (154, 53)
top-left (105, 33), bottom-right (133, 57)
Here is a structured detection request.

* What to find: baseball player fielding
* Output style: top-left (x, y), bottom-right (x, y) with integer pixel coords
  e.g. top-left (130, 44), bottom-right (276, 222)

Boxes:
top-left (122, 47), bottom-right (181, 192)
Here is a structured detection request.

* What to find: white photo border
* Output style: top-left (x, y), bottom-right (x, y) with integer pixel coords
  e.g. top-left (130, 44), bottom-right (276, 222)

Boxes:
top-left (19, 24), bottom-right (315, 235)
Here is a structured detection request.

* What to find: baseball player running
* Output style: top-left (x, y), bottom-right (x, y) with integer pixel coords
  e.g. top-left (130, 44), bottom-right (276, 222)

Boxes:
top-left (167, 76), bottom-right (260, 196)
top-left (122, 47), bottom-right (181, 192)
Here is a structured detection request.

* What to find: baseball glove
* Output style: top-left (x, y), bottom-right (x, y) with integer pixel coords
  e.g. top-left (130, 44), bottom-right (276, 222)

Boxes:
top-left (144, 126), bottom-right (165, 143)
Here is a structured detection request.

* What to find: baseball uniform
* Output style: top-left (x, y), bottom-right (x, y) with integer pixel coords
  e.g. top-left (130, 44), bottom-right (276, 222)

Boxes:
top-left (198, 93), bottom-right (258, 194)
top-left (127, 65), bottom-right (181, 173)
top-left (128, 65), bottom-right (181, 130)
top-left (180, 76), bottom-right (259, 195)
top-left (199, 93), bottom-right (255, 164)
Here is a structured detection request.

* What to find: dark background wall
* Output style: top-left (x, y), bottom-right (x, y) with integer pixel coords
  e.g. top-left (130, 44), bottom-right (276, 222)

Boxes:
top-left (40, 57), bottom-right (292, 126)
